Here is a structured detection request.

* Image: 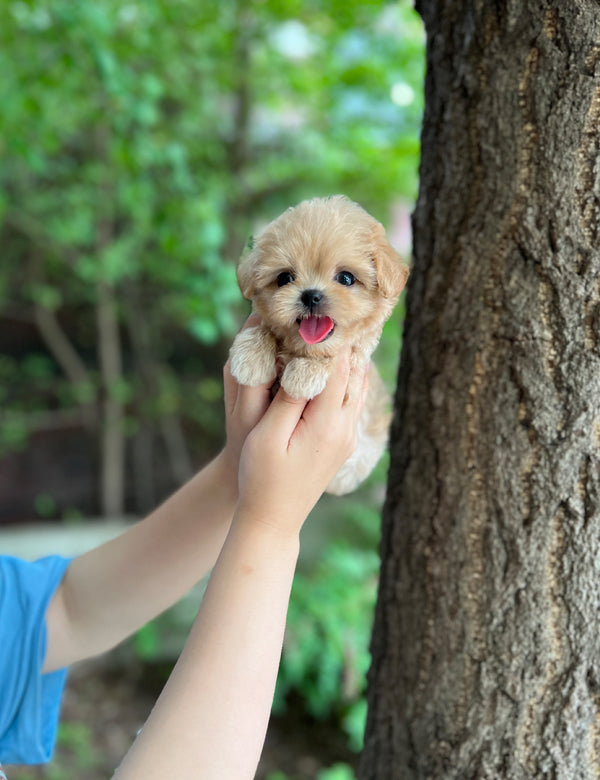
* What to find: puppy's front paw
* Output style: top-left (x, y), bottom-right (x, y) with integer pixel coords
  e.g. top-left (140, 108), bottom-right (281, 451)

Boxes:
top-left (230, 327), bottom-right (277, 386)
top-left (281, 358), bottom-right (329, 400)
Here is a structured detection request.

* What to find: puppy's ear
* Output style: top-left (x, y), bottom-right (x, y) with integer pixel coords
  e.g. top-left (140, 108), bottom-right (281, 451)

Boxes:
top-left (371, 222), bottom-right (409, 299)
top-left (236, 237), bottom-right (258, 300)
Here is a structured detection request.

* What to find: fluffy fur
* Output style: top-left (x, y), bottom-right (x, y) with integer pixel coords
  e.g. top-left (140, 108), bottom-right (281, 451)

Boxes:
top-left (229, 195), bottom-right (409, 494)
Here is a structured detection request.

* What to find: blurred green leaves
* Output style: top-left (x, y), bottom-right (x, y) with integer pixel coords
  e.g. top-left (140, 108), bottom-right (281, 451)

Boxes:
top-left (1, 0), bottom-right (423, 337)
top-left (275, 538), bottom-right (380, 751)
top-left (1, 1), bottom-right (425, 771)
top-left (0, 0), bottom-right (423, 509)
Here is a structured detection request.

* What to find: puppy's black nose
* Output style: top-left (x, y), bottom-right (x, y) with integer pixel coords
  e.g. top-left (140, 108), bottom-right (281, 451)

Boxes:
top-left (301, 289), bottom-right (323, 308)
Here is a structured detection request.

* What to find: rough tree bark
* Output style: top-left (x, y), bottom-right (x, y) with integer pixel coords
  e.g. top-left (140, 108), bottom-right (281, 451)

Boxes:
top-left (361, 3), bottom-right (600, 778)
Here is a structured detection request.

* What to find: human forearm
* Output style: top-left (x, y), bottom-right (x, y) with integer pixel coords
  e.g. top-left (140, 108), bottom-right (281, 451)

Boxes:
top-left (43, 453), bottom-right (238, 672)
top-left (114, 355), bottom-right (366, 778)
top-left (114, 510), bottom-right (300, 780)
top-left (44, 347), bottom-right (274, 674)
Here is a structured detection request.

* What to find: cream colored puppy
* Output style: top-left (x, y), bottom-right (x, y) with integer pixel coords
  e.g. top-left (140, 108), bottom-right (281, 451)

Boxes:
top-left (230, 195), bottom-right (408, 494)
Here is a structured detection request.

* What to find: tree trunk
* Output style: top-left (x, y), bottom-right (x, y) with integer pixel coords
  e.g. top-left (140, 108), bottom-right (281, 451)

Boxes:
top-left (124, 284), bottom-right (194, 514)
top-left (97, 279), bottom-right (126, 518)
top-left (95, 119), bottom-right (127, 519)
top-left (33, 302), bottom-right (96, 429)
top-left (361, 3), bottom-right (600, 778)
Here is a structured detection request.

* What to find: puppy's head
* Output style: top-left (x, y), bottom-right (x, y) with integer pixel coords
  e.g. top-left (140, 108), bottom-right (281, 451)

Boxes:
top-left (237, 195), bottom-right (409, 354)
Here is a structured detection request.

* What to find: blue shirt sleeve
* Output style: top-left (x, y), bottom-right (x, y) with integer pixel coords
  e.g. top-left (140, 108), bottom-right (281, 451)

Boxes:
top-left (0, 555), bottom-right (72, 765)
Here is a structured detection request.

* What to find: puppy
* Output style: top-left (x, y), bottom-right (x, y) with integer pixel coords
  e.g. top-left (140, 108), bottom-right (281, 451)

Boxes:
top-left (229, 195), bottom-right (409, 494)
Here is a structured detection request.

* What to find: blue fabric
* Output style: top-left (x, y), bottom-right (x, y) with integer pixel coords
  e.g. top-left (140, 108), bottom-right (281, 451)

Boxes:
top-left (0, 555), bottom-right (71, 765)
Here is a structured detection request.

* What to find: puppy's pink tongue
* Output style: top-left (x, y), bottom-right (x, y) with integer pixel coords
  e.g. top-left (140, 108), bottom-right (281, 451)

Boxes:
top-left (298, 316), bottom-right (334, 345)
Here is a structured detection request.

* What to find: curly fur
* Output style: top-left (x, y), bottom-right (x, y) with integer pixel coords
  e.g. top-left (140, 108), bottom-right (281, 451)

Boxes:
top-left (230, 195), bottom-right (409, 494)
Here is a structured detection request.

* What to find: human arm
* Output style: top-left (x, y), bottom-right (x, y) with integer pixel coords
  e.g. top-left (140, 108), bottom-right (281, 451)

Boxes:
top-left (113, 352), bottom-right (367, 779)
top-left (43, 323), bottom-right (272, 674)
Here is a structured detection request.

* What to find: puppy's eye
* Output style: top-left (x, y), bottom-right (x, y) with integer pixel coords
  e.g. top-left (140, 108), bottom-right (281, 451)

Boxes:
top-left (336, 271), bottom-right (355, 286)
top-left (277, 271), bottom-right (295, 287)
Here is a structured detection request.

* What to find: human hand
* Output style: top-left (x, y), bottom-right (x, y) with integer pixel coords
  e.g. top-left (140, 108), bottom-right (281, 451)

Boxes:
top-left (220, 315), bottom-right (274, 484)
top-left (236, 349), bottom-right (369, 536)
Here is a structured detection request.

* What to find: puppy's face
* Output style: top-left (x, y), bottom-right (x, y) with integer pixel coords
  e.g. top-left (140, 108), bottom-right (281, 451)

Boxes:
top-left (238, 196), bottom-right (409, 355)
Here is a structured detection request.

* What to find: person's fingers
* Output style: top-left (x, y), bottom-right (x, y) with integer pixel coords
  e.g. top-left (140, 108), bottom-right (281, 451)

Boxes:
top-left (241, 312), bottom-right (262, 330)
top-left (301, 350), bottom-right (352, 429)
top-left (343, 359), bottom-right (369, 408)
top-left (344, 365), bottom-right (369, 441)
top-left (257, 386), bottom-right (309, 445)
top-left (225, 313), bottom-right (272, 417)
top-left (234, 380), bottom-right (272, 425)
top-left (223, 358), bottom-right (238, 417)
top-left (358, 365), bottom-right (370, 414)
top-left (257, 350), bottom-right (352, 443)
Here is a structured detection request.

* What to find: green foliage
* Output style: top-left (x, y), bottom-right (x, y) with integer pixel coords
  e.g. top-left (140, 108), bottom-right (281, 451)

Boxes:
top-left (55, 723), bottom-right (100, 770)
top-left (317, 764), bottom-right (357, 780)
top-left (0, 0), bottom-right (423, 501)
top-left (377, 294), bottom-right (407, 392)
top-left (133, 620), bottom-right (162, 660)
top-left (275, 532), bottom-right (380, 750)
top-left (267, 766), bottom-right (356, 780)
top-left (34, 492), bottom-right (58, 518)
top-left (1, 0), bottom-right (241, 331)
top-left (2, 1), bottom-right (424, 770)
top-left (8, 722), bottom-right (102, 780)
top-left (0, 0), bottom-right (424, 513)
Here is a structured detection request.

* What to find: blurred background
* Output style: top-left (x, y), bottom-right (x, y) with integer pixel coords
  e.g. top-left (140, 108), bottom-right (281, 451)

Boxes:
top-left (0, 0), bottom-right (424, 777)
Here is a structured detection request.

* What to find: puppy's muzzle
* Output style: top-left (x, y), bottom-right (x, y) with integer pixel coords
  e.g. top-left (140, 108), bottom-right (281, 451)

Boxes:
top-left (300, 288), bottom-right (324, 311)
